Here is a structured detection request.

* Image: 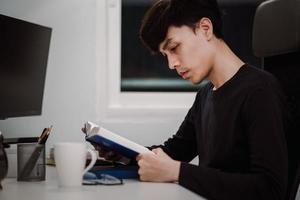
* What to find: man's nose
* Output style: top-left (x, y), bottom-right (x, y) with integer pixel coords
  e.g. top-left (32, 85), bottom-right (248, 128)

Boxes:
top-left (167, 55), bottom-right (180, 70)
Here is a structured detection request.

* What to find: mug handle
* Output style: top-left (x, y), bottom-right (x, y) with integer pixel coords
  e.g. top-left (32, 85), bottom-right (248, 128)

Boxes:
top-left (82, 148), bottom-right (97, 175)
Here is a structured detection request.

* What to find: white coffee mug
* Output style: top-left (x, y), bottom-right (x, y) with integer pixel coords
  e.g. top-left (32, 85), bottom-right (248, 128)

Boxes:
top-left (54, 142), bottom-right (97, 187)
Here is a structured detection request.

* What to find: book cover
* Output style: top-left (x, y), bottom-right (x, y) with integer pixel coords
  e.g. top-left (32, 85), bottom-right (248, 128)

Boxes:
top-left (89, 165), bottom-right (139, 179)
top-left (84, 121), bottom-right (152, 159)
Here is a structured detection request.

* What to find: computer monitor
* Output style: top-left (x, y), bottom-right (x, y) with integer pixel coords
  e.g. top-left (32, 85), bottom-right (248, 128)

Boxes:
top-left (0, 14), bottom-right (52, 119)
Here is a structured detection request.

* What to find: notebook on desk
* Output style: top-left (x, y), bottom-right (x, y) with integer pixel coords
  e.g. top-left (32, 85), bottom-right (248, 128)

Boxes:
top-left (88, 164), bottom-right (139, 179)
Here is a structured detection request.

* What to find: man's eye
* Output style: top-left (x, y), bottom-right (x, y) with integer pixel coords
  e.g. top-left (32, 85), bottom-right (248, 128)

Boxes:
top-left (170, 46), bottom-right (177, 52)
top-left (169, 44), bottom-right (179, 53)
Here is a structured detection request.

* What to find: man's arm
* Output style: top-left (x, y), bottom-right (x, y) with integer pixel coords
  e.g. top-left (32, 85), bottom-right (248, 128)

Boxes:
top-left (149, 89), bottom-right (203, 162)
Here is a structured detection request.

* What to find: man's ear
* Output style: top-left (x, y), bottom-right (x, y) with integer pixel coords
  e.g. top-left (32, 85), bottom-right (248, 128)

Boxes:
top-left (195, 17), bottom-right (214, 41)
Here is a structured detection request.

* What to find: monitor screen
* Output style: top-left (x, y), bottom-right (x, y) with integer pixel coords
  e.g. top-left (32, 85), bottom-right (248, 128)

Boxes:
top-left (0, 14), bottom-right (52, 119)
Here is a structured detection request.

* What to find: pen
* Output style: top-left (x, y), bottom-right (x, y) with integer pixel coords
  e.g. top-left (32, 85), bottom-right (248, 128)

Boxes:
top-left (38, 125), bottom-right (53, 144)
top-left (37, 128), bottom-right (47, 144)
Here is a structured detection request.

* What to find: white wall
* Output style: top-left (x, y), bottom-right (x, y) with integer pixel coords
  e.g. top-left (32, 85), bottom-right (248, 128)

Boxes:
top-left (0, 0), bottom-right (187, 153)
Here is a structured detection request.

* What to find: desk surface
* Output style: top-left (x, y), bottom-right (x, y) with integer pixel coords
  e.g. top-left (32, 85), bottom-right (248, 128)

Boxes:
top-left (0, 166), bottom-right (205, 200)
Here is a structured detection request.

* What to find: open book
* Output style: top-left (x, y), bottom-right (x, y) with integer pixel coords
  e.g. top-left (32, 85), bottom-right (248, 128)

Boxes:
top-left (84, 122), bottom-right (152, 159)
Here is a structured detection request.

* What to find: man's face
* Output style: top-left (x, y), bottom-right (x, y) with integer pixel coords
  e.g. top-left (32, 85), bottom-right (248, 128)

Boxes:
top-left (159, 23), bottom-right (214, 84)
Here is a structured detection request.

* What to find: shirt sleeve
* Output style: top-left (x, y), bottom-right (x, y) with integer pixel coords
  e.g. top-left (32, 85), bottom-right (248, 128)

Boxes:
top-left (150, 91), bottom-right (202, 162)
top-left (178, 87), bottom-right (288, 200)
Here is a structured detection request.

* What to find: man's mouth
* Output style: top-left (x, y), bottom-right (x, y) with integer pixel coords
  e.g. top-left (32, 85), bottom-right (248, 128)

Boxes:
top-left (179, 71), bottom-right (188, 78)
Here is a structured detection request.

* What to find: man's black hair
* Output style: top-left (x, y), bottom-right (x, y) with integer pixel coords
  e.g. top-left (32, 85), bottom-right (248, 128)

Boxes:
top-left (139, 0), bottom-right (223, 53)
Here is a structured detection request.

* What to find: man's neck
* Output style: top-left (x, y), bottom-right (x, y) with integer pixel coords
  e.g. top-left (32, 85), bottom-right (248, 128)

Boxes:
top-left (209, 41), bottom-right (245, 90)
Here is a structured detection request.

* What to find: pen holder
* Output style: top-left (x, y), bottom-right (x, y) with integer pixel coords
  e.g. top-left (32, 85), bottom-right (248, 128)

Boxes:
top-left (17, 143), bottom-right (45, 181)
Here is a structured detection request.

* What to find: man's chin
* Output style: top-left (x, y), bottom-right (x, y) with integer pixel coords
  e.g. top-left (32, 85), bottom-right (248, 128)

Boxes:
top-left (189, 75), bottom-right (208, 85)
top-left (190, 78), bottom-right (202, 85)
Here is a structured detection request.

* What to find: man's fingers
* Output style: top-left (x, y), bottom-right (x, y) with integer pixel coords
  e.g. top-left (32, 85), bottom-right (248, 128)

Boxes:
top-left (136, 153), bottom-right (152, 161)
top-left (136, 154), bottom-right (142, 161)
top-left (152, 148), bottom-right (163, 154)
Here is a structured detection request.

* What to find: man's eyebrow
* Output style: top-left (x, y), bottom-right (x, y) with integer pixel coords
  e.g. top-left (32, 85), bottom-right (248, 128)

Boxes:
top-left (162, 38), bottom-right (172, 51)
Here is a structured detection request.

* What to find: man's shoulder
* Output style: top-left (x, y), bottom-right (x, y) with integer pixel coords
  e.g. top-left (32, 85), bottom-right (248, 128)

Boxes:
top-left (240, 64), bottom-right (279, 90)
top-left (240, 65), bottom-right (285, 109)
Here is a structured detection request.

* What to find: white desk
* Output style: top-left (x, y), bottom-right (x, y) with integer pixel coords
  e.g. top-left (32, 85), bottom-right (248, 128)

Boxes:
top-left (0, 166), bottom-right (205, 200)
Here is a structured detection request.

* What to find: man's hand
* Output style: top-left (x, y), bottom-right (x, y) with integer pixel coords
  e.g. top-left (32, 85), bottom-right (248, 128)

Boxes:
top-left (136, 148), bottom-right (180, 182)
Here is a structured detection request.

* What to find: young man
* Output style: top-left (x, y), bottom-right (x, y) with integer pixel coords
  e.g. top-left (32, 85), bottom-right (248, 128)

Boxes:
top-left (136, 0), bottom-right (288, 199)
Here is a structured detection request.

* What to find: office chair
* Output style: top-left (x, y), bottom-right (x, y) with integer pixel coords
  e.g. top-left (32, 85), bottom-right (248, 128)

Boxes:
top-left (252, 0), bottom-right (300, 199)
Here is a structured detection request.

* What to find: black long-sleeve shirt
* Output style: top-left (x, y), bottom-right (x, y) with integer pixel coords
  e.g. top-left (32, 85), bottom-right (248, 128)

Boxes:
top-left (158, 64), bottom-right (288, 200)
